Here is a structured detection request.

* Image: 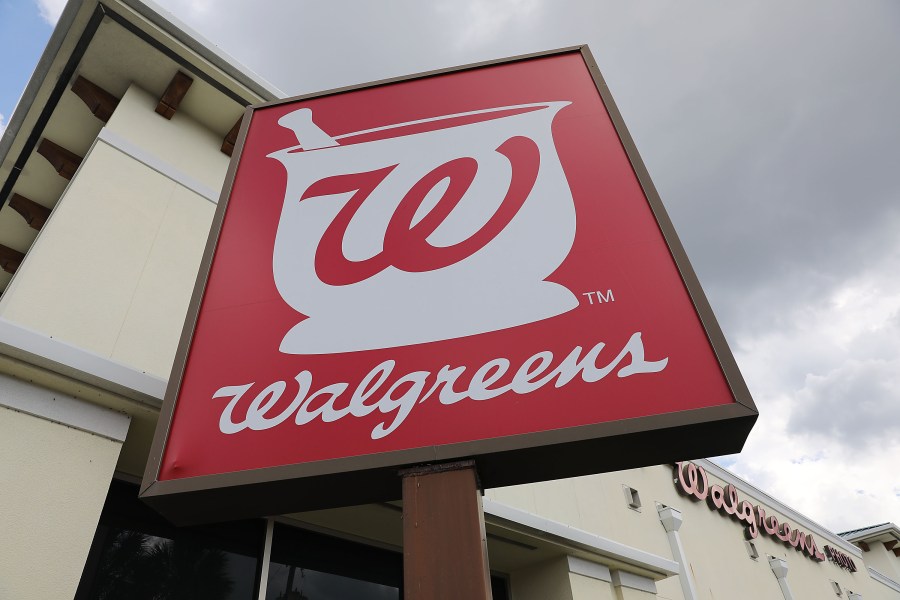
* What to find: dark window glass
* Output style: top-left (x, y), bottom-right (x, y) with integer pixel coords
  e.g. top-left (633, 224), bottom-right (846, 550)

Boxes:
top-left (76, 480), bottom-right (264, 600)
top-left (77, 481), bottom-right (510, 600)
top-left (266, 522), bottom-right (401, 600)
top-left (266, 523), bottom-right (510, 600)
top-left (490, 574), bottom-right (510, 600)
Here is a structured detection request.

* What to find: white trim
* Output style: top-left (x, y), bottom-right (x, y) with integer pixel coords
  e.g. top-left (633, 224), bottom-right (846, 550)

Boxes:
top-left (273, 513), bottom-right (403, 554)
top-left (699, 459), bottom-right (863, 558)
top-left (566, 556), bottom-right (611, 582)
top-left (256, 519), bottom-right (275, 600)
top-left (0, 372), bottom-right (130, 442)
top-left (0, 317), bottom-right (165, 406)
top-left (482, 498), bottom-right (679, 578)
top-left (611, 570), bottom-right (657, 594)
top-left (97, 128), bottom-right (219, 203)
top-left (869, 568), bottom-right (900, 594)
top-left (841, 523), bottom-right (900, 544)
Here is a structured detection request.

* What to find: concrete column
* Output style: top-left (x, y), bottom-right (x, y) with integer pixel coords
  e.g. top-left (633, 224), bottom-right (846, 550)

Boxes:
top-left (611, 570), bottom-right (658, 600)
top-left (0, 374), bottom-right (129, 600)
top-left (567, 556), bottom-right (615, 600)
top-left (768, 557), bottom-right (794, 600)
top-left (512, 556), bottom-right (639, 600)
top-left (511, 556), bottom-right (575, 600)
top-left (658, 505), bottom-right (698, 600)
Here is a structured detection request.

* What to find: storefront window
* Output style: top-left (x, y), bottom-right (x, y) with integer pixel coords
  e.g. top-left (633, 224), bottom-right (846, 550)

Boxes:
top-left (76, 480), bottom-right (264, 600)
top-left (265, 522), bottom-right (401, 600)
top-left (77, 481), bottom-right (509, 600)
top-left (265, 523), bottom-right (509, 600)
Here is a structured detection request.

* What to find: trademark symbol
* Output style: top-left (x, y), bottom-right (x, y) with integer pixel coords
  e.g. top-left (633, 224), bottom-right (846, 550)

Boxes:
top-left (582, 289), bottom-right (615, 305)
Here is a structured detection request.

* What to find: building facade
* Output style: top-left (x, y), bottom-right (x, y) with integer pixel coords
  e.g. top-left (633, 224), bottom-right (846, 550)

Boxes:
top-left (1, 1), bottom-right (898, 598)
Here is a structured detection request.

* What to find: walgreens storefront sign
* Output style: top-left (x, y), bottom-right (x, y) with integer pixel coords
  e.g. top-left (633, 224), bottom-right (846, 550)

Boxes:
top-left (142, 47), bottom-right (756, 524)
top-left (675, 461), bottom-right (858, 571)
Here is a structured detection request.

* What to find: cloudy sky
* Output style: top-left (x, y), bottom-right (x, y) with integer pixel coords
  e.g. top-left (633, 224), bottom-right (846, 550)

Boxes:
top-left (2, 0), bottom-right (899, 533)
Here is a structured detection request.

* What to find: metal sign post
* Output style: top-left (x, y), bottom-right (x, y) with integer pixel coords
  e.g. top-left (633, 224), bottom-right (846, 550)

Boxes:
top-left (401, 461), bottom-right (492, 600)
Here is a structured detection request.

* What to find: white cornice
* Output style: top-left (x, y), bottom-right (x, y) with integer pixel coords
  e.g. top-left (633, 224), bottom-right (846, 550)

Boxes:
top-left (567, 556), bottom-right (612, 582)
top-left (96, 127), bottom-right (219, 203)
top-left (869, 567), bottom-right (900, 593)
top-left (0, 317), bottom-right (165, 407)
top-left (0, 371), bottom-right (130, 442)
top-left (483, 498), bottom-right (679, 578)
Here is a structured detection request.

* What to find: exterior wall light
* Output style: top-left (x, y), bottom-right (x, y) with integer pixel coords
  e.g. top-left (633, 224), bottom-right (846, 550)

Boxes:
top-left (623, 485), bottom-right (642, 510)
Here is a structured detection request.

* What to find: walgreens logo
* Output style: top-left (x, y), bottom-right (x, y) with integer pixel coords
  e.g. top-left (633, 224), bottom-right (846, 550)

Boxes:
top-left (269, 102), bottom-right (579, 355)
top-left (207, 102), bottom-right (671, 440)
top-left (674, 461), bottom-right (862, 570)
top-left (215, 333), bottom-right (666, 440)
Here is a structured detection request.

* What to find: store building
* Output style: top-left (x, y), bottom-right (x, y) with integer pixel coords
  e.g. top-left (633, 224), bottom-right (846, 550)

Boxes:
top-left (0, 0), bottom-right (898, 598)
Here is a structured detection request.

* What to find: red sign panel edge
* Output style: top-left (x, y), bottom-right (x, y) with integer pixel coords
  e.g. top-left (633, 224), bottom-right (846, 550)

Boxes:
top-left (140, 45), bottom-right (757, 525)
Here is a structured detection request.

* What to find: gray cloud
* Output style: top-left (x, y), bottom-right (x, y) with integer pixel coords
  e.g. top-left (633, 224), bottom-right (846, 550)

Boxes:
top-left (788, 357), bottom-right (900, 447)
top-left (157, 0), bottom-right (900, 339)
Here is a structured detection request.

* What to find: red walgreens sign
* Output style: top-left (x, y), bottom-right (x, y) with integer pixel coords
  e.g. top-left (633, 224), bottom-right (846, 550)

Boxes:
top-left (142, 46), bottom-right (756, 524)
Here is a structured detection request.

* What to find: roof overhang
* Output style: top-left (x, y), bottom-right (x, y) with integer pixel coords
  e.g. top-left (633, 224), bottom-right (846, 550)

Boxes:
top-left (0, 0), bottom-right (282, 207)
top-left (841, 522), bottom-right (900, 546)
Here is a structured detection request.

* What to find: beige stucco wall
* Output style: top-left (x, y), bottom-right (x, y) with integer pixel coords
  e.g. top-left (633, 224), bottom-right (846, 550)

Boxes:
top-left (487, 467), bottom-right (674, 567)
top-left (510, 557), bottom-right (574, 600)
top-left (105, 85), bottom-right (231, 192)
top-left (570, 571), bottom-right (616, 600)
top-left (615, 586), bottom-right (656, 600)
top-left (0, 406), bottom-right (122, 600)
top-left (0, 111), bottom-right (216, 377)
top-left (864, 544), bottom-right (900, 586)
top-left (489, 463), bottom-right (894, 600)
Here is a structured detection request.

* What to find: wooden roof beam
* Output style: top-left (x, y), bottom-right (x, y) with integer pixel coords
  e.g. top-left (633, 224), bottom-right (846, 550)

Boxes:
top-left (156, 71), bottom-right (193, 119)
top-left (221, 117), bottom-right (242, 156)
top-left (70, 75), bottom-right (120, 122)
top-left (8, 194), bottom-right (51, 230)
top-left (36, 139), bottom-right (83, 180)
top-left (0, 245), bottom-right (25, 274)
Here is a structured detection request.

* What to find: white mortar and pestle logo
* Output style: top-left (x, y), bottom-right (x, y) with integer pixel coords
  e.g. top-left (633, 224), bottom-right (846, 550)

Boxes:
top-left (268, 101), bottom-right (579, 354)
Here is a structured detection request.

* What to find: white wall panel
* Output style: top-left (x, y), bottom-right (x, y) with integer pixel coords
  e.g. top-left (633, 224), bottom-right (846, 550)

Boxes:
top-left (0, 406), bottom-right (122, 600)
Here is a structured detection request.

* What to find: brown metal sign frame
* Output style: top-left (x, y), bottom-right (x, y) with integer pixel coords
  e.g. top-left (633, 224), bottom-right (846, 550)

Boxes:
top-left (141, 45), bottom-right (757, 525)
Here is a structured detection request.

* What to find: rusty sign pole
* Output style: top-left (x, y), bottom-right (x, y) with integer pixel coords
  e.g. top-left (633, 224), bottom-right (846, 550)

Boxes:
top-left (401, 460), bottom-right (493, 600)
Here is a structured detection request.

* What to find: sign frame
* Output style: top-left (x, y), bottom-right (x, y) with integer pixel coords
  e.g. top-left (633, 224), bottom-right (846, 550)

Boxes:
top-left (140, 45), bottom-right (757, 525)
